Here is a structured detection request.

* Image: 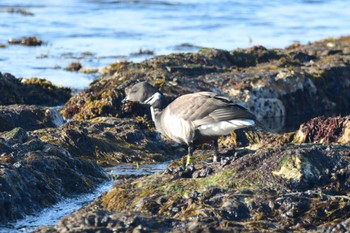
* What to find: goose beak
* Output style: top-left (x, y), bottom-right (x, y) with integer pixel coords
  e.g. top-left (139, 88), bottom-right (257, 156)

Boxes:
top-left (121, 96), bottom-right (129, 104)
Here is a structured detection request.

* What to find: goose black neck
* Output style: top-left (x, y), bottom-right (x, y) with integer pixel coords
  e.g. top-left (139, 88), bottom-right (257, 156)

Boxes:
top-left (149, 91), bottom-right (166, 111)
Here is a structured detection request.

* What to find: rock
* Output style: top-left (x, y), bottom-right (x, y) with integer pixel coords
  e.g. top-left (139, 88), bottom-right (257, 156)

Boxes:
top-left (130, 49), bottom-right (155, 56)
top-left (0, 105), bottom-right (65, 132)
top-left (0, 128), bottom-right (107, 224)
top-left (100, 144), bottom-right (349, 229)
top-left (318, 217), bottom-right (350, 233)
top-left (3, 8), bottom-right (34, 16)
top-left (339, 120), bottom-right (350, 144)
top-left (5, 36), bottom-right (350, 232)
top-left (38, 142), bottom-right (350, 232)
top-left (8, 36), bottom-right (42, 46)
top-left (59, 77), bottom-right (126, 120)
top-left (30, 117), bottom-right (182, 165)
top-left (0, 73), bottom-right (71, 106)
top-left (294, 116), bottom-right (350, 144)
top-left (34, 210), bottom-right (182, 233)
top-left (0, 127), bottom-right (27, 143)
top-left (271, 148), bottom-right (334, 189)
top-left (80, 67), bottom-right (99, 74)
top-left (60, 36), bottom-right (350, 129)
top-left (65, 62), bottom-right (82, 71)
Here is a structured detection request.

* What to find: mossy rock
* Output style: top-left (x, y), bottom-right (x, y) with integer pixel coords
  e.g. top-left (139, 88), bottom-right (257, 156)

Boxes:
top-left (30, 117), bottom-right (182, 165)
top-left (100, 144), bottom-right (349, 225)
top-left (0, 105), bottom-right (64, 132)
top-left (0, 127), bottom-right (107, 224)
top-left (272, 152), bottom-right (332, 188)
top-left (61, 36), bottom-right (350, 122)
top-left (0, 73), bottom-right (71, 106)
top-left (294, 116), bottom-right (350, 144)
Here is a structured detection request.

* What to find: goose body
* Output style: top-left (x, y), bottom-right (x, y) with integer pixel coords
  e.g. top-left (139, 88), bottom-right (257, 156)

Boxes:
top-left (123, 82), bottom-right (256, 164)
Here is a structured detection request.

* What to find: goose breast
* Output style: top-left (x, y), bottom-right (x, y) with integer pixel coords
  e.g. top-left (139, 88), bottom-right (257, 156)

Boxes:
top-left (160, 107), bottom-right (195, 144)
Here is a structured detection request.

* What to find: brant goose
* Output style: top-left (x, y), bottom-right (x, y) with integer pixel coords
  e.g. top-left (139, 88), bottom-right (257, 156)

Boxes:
top-left (122, 81), bottom-right (256, 165)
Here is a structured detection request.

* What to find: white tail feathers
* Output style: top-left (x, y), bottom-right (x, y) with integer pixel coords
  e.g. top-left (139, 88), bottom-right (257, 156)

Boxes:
top-left (198, 119), bottom-right (255, 136)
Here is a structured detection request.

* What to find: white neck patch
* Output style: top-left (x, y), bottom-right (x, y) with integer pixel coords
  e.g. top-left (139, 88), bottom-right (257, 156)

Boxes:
top-left (143, 92), bottom-right (162, 105)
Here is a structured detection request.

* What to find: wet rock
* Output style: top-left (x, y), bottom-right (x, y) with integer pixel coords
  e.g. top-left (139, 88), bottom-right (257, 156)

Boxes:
top-left (0, 105), bottom-right (65, 132)
top-left (174, 43), bottom-right (202, 51)
top-left (289, 51), bottom-right (317, 63)
top-left (30, 117), bottom-right (181, 165)
top-left (60, 77), bottom-right (126, 120)
top-left (94, 143), bottom-right (349, 231)
top-left (15, 36), bottom-right (350, 232)
top-left (33, 137), bottom-right (350, 232)
top-left (34, 210), bottom-right (182, 233)
top-left (8, 36), bottom-right (42, 46)
top-left (0, 128), bottom-right (107, 224)
top-left (61, 36), bottom-right (350, 126)
top-left (271, 148), bottom-right (335, 189)
top-left (0, 127), bottom-right (27, 143)
top-left (318, 217), bottom-right (350, 233)
top-left (79, 67), bottom-right (99, 74)
top-left (130, 49), bottom-right (155, 56)
top-left (31, 118), bottom-right (350, 232)
top-left (294, 115), bottom-right (350, 144)
top-left (65, 62), bottom-right (82, 71)
top-left (0, 73), bottom-right (71, 106)
top-left (2, 8), bottom-right (34, 16)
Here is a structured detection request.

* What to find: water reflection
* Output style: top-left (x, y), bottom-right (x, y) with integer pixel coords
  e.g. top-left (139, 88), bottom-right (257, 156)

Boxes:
top-left (260, 110), bottom-right (350, 133)
top-left (105, 162), bottom-right (169, 176)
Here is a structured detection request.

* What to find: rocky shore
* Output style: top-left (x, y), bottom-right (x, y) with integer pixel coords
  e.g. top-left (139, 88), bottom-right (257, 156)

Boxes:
top-left (1, 36), bottom-right (350, 232)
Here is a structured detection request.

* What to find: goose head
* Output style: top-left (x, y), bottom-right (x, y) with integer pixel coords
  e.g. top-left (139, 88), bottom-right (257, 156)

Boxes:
top-left (122, 81), bottom-right (164, 109)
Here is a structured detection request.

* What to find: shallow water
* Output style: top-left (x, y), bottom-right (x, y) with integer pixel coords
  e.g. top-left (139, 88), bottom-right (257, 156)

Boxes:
top-left (0, 0), bottom-right (349, 89)
top-left (105, 162), bottom-right (169, 176)
top-left (0, 162), bottom-right (169, 233)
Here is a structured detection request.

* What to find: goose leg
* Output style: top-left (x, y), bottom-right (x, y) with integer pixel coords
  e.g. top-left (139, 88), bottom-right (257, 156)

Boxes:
top-left (186, 144), bottom-right (194, 166)
top-left (213, 139), bottom-right (219, 163)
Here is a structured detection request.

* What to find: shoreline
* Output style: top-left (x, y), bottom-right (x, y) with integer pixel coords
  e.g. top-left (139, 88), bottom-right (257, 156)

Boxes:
top-left (0, 35), bottom-right (350, 232)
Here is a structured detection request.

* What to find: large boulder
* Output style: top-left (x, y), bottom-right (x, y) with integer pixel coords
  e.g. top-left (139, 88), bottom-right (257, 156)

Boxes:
top-left (0, 73), bottom-right (71, 106)
top-left (0, 127), bottom-right (107, 224)
top-left (294, 115), bottom-right (350, 144)
top-left (0, 105), bottom-right (65, 132)
top-left (30, 117), bottom-right (182, 165)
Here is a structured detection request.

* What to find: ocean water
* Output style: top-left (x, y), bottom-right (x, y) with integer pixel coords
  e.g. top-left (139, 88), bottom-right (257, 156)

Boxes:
top-left (0, 0), bottom-right (349, 89)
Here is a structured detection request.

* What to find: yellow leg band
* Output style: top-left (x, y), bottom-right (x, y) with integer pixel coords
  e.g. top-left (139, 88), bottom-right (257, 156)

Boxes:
top-left (186, 154), bottom-right (192, 166)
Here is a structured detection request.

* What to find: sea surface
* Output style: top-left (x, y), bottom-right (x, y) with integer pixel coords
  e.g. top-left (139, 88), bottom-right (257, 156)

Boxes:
top-left (0, 0), bottom-right (349, 89)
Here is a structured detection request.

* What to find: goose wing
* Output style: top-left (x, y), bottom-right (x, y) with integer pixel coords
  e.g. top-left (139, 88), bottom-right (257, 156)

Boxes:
top-left (167, 92), bottom-right (256, 126)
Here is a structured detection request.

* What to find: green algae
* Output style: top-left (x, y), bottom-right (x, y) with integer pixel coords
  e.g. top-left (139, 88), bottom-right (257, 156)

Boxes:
top-left (272, 154), bottom-right (317, 182)
top-left (197, 170), bottom-right (236, 189)
top-left (31, 117), bottom-right (180, 165)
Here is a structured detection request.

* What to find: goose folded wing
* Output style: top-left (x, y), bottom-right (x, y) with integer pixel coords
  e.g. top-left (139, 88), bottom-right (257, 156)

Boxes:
top-left (192, 104), bottom-right (256, 127)
top-left (168, 92), bottom-right (255, 126)
top-left (167, 92), bottom-right (224, 120)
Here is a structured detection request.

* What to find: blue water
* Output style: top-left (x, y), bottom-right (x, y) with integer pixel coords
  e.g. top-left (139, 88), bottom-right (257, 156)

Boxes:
top-left (0, 0), bottom-right (349, 89)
